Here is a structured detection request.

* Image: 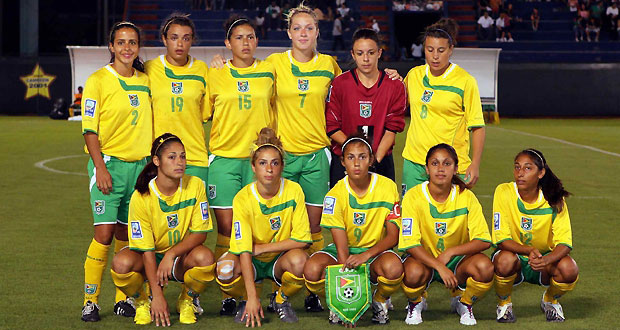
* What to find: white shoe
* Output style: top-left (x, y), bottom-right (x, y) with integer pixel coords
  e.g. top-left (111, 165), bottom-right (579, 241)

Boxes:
top-left (405, 300), bottom-right (426, 325)
top-left (456, 301), bottom-right (477, 326)
top-left (328, 310), bottom-right (342, 325)
top-left (450, 295), bottom-right (461, 313)
top-left (371, 300), bottom-right (389, 324)
top-left (541, 294), bottom-right (565, 322)
top-left (385, 296), bottom-right (394, 311)
top-left (496, 303), bottom-right (516, 323)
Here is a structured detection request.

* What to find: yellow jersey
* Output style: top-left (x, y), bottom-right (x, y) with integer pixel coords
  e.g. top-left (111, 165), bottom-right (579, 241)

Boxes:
top-left (81, 65), bottom-right (152, 162)
top-left (207, 60), bottom-right (276, 158)
top-left (492, 182), bottom-right (572, 254)
top-left (321, 174), bottom-right (400, 249)
top-left (128, 175), bottom-right (212, 254)
top-left (402, 64), bottom-right (484, 173)
top-left (229, 179), bottom-right (312, 262)
top-left (266, 51), bottom-right (341, 154)
top-left (398, 182), bottom-right (491, 257)
top-left (146, 55), bottom-right (210, 167)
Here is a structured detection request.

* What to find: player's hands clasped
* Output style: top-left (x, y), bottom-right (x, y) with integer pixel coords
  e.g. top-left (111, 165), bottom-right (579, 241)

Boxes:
top-left (528, 248), bottom-right (547, 271)
top-left (95, 165), bottom-right (113, 195)
top-left (242, 297), bottom-right (264, 328)
top-left (151, 295), bottom-right (170, 327)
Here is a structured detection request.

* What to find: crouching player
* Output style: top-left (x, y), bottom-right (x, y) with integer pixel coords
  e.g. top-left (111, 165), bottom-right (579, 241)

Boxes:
top-left (216, 128), bottom-right (312, 327)
top-left (303, 134), bottom-right (403, 326)
top-left (492, 149), bottom-right (578, 323)
top-left (399, 143), bottom-right (493, 326)
top-left (110, 133), bottom-right (215, 326)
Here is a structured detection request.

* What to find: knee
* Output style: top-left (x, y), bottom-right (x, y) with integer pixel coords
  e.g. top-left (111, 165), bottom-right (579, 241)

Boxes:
top-left (380, 256), bottom-right (404, 280)
top-left (94, 231), bottom-right (114, 246)
top-left (403, 261), bottom-right (428, 287)
top-left (303, 259), bottom-right (324, 281)
top-left (111, 253), bottom-right (134, 274)
top-left (192, 246), bottom-right (215, 267)
top-left (556, 256), bottom-right (579, 283)
top-left (286, 250), bottom-right (308, 276)
top-left (493, 251), bottom-right (518, 277)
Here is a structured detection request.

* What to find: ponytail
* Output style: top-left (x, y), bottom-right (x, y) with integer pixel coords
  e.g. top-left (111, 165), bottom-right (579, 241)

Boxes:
top-left (108, 21), bottom-right (145, 73)
top-left (135, 133), bottom-right (184, 195)
top-left (517, 149), bottom-right (571, 212)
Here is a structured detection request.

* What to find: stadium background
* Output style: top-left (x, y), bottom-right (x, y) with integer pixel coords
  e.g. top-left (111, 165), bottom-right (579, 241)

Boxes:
top-left (1, 0), bottom-right (619, 328)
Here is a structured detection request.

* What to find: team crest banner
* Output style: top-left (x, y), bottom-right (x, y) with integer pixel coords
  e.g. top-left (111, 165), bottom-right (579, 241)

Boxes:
top-left (325, 263), bottom-right (371, 324)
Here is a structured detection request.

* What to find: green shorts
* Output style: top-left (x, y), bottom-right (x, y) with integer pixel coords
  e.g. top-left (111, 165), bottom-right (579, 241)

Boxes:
top-left (87, 156), bottom-right (147, 225)
top-left (402, 254), bottom-right (466, 290)
top-left (252, 253), bottom-right (283, 285)
top-left (155, 252), bottom-right (183, 282)
top-left (283, 148), bottom-right (331, 206)
top-left (491, 250), bottom-right (548, 286)
top-left (185, 164), bottom-right (209, 188)
top-left (207, 156), bottom-right (254, 208)
top-left (402, 160), bottom-right (466, 196)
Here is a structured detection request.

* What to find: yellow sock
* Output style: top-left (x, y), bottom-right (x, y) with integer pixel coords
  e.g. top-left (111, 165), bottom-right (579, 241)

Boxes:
top-left (450, 287), bottom-right (464, 298)
top-left (215, 234), bottom-right (232, 300)
top-left (271, 280), bottom-right (280, 295)
top-left (275, 272), bottom-right (305, 304)
top-left (544, 276), bottom-right (578, 304)
top-left (494, 273), bottom-right (517, 306)
top-left (110, 270), bottom-right (147, 301)
top-left (461, 277), bottom-right (493, 305)
top-left (216, 275), bottom-right (246, 300)
top-left (181, 263), bottom-right (216, 300)
top-left (307, 232), bottom-right (324, 255)
top-left (84, 238), bottom-right (109, 305)
top-left (113, 240), bottom-right (129, 304)
top-left (402, 283), bottom-right (426, 303)
top-left (374, 274), bottom-right (404, 303)
top-left (304, 277), bottom-right (326, 297)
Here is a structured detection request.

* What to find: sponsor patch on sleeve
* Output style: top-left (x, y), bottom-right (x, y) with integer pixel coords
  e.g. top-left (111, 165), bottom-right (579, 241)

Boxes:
top-left (493, 212), bottom-right (500, 231)
top-left (402, 218), bottom-right (413, 236)
top-left (200, 201), bottom-right (209, 221)
top-left (131, 221), bottom-right (143, 239)
top-left (322, 196), bottom-right (336, 215)
top-left (234, 221), bottom-right (242, 240)
top-left (84, 99), bottom-right (96, 117)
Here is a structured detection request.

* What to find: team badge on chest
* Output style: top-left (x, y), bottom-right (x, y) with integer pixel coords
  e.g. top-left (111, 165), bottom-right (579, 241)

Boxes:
top-left (298, 79), bottom-right (309, 91)
top-left (521, 217), bottom-right (533, 231)
top-left (167, 214), bottom-right (179, 228)
top-left (353, 212), bottom-right (366, 226)
top-left (128, 94), bottom-right (140, 107)
top-left (171, 81), bottom-right (183, 94)
top-left (269, 216), bottom-right (282, 230)
top-left (360, 103), bottom-right (372, 118)
top-left (421, 90), bottom-right (433, 103)
top-left (237, 80), bottom-right (250, 92)
top-left (434, 222), bottom-right (447, 236)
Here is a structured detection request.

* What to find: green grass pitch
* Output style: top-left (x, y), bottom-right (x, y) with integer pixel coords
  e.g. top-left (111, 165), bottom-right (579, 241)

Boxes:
top-left (1, 117), bottom-right (619, 329)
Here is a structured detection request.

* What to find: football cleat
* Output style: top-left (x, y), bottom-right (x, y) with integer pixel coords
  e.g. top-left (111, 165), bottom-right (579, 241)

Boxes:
top-left (404, 299), bottom-right (427, 325)
top-left (220, 297), bottom-right (237, 316)
top-left (133, 299), bottom-right (152, 325)
top-left (541, 295), bottom-right (565, 322)
top-left (234, 300), bottom-right (247, 324)
top-left (496, 303), bottom-right (516, 323)
top-left (305, 292), bottom-right (324, 312)
top-left (275, 301), bottom-right (298, 323)
top-left (179, 299), bottom-right (197, 324)
top-left (81, 301), bottom-right (101, 322)
top-left (456, 301), bottom-right (477, 326)
top-left (371, 300), bottom-right (389, 324)
top-left (113, 297), bottom-right (136, 317)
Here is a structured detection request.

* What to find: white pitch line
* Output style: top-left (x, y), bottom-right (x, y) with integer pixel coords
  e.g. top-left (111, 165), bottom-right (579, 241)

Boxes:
top-left (34, 154), bottom-right (88, 176)
top-left (490, 127), bottom-right (620, 158)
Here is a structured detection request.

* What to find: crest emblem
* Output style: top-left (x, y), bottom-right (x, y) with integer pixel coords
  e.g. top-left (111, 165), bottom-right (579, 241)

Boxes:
top-left (353, 212), bottom-right (366, 226)
top-left (336, 274), bottom-right (362, 304)
top-left (208, 185), bottom-right (216, 200)
top-left (237, 80), bottom-right (249, 92)
top-left (494, 212), bottom-right (501, 230)
top-left (359, 103), bottom-right (372, 118)
top-left (171, 81), bottom-right (183, 94)
top-left (128, 94), bottom-right (139, 107)
top-left (402, 218), bottom-right (413, 236)
top-left (167, 214), bottom-right (179, 228)
top-left (298, 79), bottom-right (309, 91)
top-left (94, 200), bottom-right (105, 215)
top-left (84, 99), bottom-right (96, 117)
top-left (434, 222), bottom-right (447, 236)
top-left (200, 202), bottom-right (209, 220)
top-left (131, 221), bottom-right (143, 239)
top-left (323, 196), bottom-right (336, 215)
top-left (421, 89), bottom-right (433, 103)
top-left (85, 284), bottom-right (98, 295)
top-left (521, 217), bottom-right (533, 231)
top-left (269, 216), bottom-right (281, 231)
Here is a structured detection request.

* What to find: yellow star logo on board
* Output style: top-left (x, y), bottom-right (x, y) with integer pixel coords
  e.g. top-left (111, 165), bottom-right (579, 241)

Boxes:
top-left (20, 63), bottom-right (56, 100)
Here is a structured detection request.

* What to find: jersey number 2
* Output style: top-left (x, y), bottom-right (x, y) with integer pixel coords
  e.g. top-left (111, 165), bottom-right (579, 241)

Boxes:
top-left (131, 110), bottom-right (139, 126)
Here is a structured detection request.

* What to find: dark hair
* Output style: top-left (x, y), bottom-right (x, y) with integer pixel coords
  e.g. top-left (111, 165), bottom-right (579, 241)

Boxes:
top-left (515, 149), bottom-right (570, 212)
top-left (425, 143), bottom-right (467, 192)
top-left (342, 133), bottom-right (373, 156)
top-left (351, 28), bottom-right (381, 49)
top-left (108, 21), bottom-right (145, 72)
top-left (251, 127), bottom-right (284, 165)
top-left (224, 14), bottom-right (255, 40)
top-left (135, 133), bottom-right (184, 195)
top-left (160, 12), bottom-right (196, 42)
top-left (423, 18), bottom-right (458, 47)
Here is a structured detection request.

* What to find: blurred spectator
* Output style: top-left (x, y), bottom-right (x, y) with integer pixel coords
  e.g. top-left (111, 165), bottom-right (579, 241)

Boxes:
top-left (336, 0), bottom-right (346, 6)
top-left (586, 17), bottom-right (600, 41)
top-left (332, 14), bottom-right (345, 50)
top-left (281, 2), bottom-right (292, 30)
top-left (425, 0), bottom-right (443, 11)
top-left (266, 1), bottom-right (281, 31)
top-left (496, 12), bottom-right (514, 41)
top-left (337, 2), bottom-right (352, 31)
top-left (478, 0), bottom-right (492, 16)
top-left (568, 0), bottom-right (578, 13)
top-left (371, 18), bottom-right (380, 33)
top-left (210, 0), bottom-right (225, 10)
top-left (393, 0), bottom-right (406, 11)
top-left (313, 7), bottom-right (325, 20)
top-left (489, 0), bottom-right (501, 17)
top-left (530, 8), bottom-right (540, 31)
top-left (579, 3), bottom-right (590, 20)
top-left (607, 2), bottom-right (619, 39)
top-left (406, 0), bottom-right (422, 11)
top-left (590, 1), bottom-right (604, 25)
top-left (69, 86), bottom-right (83, 117)
top-left (478, 11), bottom-right (494, 40)
top-left (256, 11), bottom-right (266, 39)
top-left (574, 16), bottom-right (585, 41)
top-left (410, 42), bottom-right (422, 60)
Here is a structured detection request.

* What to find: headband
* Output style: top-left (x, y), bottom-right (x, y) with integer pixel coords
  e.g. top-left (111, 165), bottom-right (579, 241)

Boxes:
top-left (253, 143), bottom-right (284, 156)
top-left (154, 136), bottom-right (178, 156)
top-left (162, 14), bottom-right (191, 36)
top-left (526, 149), bottom-right (545, 166)
top-left (426, 28), bottom-right (453, 45)
top-left (341, 137), bottom-right (373, 154)
top-left (226, 18), bottom-right (249, 39)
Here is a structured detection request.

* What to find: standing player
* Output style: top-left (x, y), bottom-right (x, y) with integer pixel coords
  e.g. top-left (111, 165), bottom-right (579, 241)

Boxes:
top-left (492, 149), bottom-right (578, 323)
top-left (80, 21), bottom-right (152, 322)
top-left (216, 128), bottom-right (312, 327)
top-left (146, 13), bottom-right (210, 188)
top-left (207, 15), bottom-right (276, 315)
top-left (402, 18), bottom-right (486, 193)
top-left (326, 28), bottom-right (406, 185)
top-left (110, 133), bottom-right (215, 326)
top-left (303, 134), bottom-right (403, 326)
top-left (399, 144), bottom-right (493, 326)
